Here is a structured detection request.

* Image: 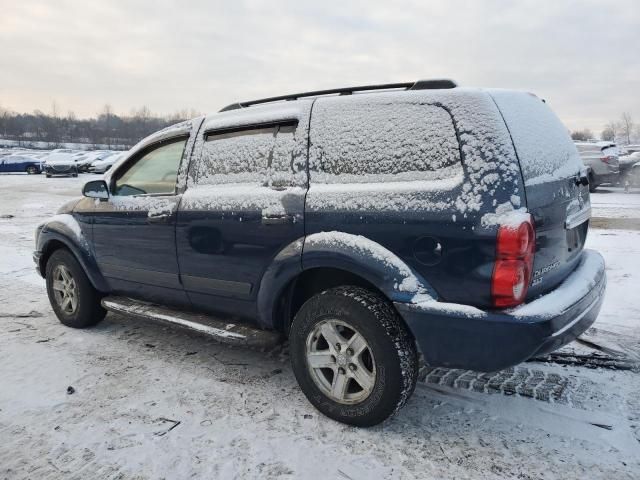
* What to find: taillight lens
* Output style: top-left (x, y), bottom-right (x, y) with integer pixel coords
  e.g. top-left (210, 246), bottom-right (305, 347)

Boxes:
top-left (491, 216), bottom-right (535, 308)
top-left (600, 156), bottom-right (615, 165)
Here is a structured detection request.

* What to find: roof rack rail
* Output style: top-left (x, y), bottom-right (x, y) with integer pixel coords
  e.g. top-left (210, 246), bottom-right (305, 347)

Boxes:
top-left (219, 79), bottom-right (457, 112)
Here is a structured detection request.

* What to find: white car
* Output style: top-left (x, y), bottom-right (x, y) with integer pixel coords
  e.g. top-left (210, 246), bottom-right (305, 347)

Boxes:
top-left (73, 151), bottom-right (114, 172)
top-left (89, 153), bottom-right (122, 173)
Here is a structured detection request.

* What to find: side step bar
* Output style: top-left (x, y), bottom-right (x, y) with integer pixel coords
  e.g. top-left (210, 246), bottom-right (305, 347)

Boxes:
top-left (101, 296), bottom-right (281, 349)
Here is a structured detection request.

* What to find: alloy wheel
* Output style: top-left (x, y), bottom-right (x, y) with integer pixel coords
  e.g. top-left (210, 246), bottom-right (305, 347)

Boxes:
top-left (51, 265), bottom-right (78, 314)
top-left (305, 319), bottom-right (376, 404)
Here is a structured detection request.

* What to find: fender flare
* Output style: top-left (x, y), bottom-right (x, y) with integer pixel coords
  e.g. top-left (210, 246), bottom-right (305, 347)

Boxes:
top-left (37, 215), bottom-right (110, 292)
top-left (256, 237), bottom-right (304, 329)
top-left (256, 232), bottom-right (437, 329)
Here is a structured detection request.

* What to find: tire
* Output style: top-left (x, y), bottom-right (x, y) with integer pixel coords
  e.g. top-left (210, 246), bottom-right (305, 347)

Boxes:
top-left (72, 173), bottom-right (78, 178)
top-left (588, 173), bottom-right (597, 193)
top-left (290, 286), bottom-right (418, 427)
top-left (45, 249), bottom-right (106, 328)
top-left (46, 174), bottom-right (51, 178)
top-left (25, 165), bottom-right (38, 175)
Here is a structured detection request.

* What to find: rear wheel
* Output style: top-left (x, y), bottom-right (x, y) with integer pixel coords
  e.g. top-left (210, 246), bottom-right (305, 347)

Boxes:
top-left (25, 165), bottom-right (38, 174)
top-left (290, 286), bottom-right (418, 427)
top-left (46, 249), bottom-right (106, 328)
top-left (588, 173), bottom-right (597, 193)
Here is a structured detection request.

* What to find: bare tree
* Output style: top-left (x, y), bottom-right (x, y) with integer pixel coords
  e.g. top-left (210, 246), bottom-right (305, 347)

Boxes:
top-left (571, 129), bottom-right (593, 141)
top-left (51, 101), bottom-right (59, 119)
top-left (101, 104), bottom-right (114, 148)
top-left (67, 110), bottom-right (77, 143)
top-left (0, 104), bottom-right (10, 138)
top-left (620, 112), bottom-right (634, 145)
top-left (601, 126), bottom-right (615, 142)
top-left (603, 120), bottom-right (619, 142)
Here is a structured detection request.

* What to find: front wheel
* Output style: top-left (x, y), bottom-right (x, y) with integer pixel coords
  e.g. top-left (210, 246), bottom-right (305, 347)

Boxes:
top-left (26, 165), bottom-right (38, 174)
top-left (290, 286), bottom-right (418, 427)
top-left (46, 249), bottom-right (106, 328)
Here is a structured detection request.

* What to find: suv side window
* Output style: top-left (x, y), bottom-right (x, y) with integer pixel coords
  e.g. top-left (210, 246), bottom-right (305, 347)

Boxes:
top-left (192, 123), bottom-right (298, 186)
top-left (114, 137), bottom-right (187, 196)
top-left (310, 101), bottom-right (461, 183)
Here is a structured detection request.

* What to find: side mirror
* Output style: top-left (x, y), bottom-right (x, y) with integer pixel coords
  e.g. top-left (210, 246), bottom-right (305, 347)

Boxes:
top-left (83, 180), bottom-right (109, 200)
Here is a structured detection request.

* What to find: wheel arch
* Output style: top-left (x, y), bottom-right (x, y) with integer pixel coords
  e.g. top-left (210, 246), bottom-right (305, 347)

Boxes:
top-left (257, 232), bottom-right (437, 336)
top-left (38, 225), bottom-right (109, 292)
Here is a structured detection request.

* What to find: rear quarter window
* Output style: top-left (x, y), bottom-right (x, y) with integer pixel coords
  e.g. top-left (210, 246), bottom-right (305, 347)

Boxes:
top-left (310, 99), bottom-right (462, 183)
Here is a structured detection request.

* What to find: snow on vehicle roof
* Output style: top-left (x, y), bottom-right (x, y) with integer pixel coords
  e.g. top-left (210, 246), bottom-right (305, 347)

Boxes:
top-left (202, 100), bottom-right (312, 132)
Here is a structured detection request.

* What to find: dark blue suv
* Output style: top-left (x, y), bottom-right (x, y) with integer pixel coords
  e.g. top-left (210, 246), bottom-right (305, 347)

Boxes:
top-left (34, 81), bottom-right (606, 426)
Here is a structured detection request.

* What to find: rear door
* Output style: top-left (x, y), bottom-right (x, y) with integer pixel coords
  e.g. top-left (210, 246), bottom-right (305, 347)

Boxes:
top-left (176, 119), bottom-right (308, 320)
top-left (490, 91), bottom-right (589, 298)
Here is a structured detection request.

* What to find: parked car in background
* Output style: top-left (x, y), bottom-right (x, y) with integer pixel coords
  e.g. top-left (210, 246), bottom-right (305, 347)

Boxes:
top-left (89, 152), bottom-right (121, 173)
top-left (621, 145), bottom-right (640, 155)
top-left (35, 81), bottom-right (604, 426)
top-left (626, 163), bottom-right (640, 191)
top-left (621, 152), bottom-right (640, 191)
top-left (72, 151), bottom-right (114, 173)
top-left (575, 142), bottom-right (619, 192)
top-left (0, 154), bottom-right (43, 174)
top-left (44, 152), bottom-right (79, 177)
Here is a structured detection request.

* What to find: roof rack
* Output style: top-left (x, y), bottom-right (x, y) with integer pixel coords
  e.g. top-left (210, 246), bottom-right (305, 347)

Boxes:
top-left (219, 79), bottom-right (457, 112)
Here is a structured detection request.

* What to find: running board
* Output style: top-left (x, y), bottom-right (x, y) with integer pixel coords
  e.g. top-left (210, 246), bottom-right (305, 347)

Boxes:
top-left (101, 296), bottom-right (281, 349)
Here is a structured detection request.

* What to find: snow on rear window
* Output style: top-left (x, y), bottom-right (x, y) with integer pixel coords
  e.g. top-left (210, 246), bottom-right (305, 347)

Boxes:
top-left (310, 99), bottom-right (462, 183)
top-left (490, 90), bottom-right (583, 185)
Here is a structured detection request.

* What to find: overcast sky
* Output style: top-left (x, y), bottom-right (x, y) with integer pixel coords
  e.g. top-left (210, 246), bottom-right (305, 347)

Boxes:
top-left (1, 0), bottom-right (638, 133)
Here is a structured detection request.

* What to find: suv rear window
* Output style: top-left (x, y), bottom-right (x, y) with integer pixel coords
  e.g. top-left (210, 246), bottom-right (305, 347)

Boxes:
top-left (490, 91), bottom-right (583, 185)
top-left (310, 99), bottom-right (462, 183)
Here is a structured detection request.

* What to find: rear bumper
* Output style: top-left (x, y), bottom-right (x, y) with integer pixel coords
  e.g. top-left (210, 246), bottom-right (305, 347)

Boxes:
top-left (395, 249), bottom-right (606, 372)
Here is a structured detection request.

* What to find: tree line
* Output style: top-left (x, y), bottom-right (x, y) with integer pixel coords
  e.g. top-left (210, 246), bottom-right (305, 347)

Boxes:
top-left (571, 112), bottom-right (639, 145)
top-left (0, 103), bottom-right (201, 150)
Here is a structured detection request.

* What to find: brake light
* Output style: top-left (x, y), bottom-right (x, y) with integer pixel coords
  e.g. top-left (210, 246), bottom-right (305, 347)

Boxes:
top-left (491, 216), bottom-right (535, 308)
top-left (600, 156), bottom-right (616, 165)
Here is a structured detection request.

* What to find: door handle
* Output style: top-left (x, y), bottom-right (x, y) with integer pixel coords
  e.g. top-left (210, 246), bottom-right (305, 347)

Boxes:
top-left (147, 213), bottom-right (171, 223)
top-left (261, 214), bottom-right (294, 226)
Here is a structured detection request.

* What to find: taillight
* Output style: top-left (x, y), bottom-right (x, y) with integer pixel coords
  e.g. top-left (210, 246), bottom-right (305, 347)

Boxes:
top-left (491, 215), bottom-right (535, 308)
top-left (600, 156), bottom-right (616, 165)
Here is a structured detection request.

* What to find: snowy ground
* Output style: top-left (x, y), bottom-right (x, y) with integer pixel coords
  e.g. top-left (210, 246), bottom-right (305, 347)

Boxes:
top-left (1, 173), bottom-right (639, 479)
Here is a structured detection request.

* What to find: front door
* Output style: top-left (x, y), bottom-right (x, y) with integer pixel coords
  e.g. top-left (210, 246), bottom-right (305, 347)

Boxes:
top-left (176, 120), bottom-right (308, 320)
top-left (92, 135), bottom-right (190, 306)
